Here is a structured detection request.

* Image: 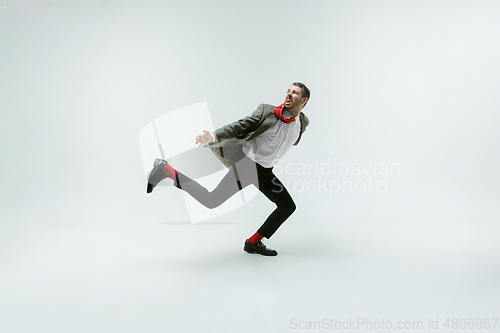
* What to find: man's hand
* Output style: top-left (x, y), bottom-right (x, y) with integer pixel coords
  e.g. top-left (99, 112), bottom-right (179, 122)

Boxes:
top-left (195, 130), bottom-right (213, 147)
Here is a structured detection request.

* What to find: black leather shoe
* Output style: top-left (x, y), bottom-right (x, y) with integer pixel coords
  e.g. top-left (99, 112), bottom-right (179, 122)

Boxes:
top-left (244, 240), bottom-right (278, 256)
top-left (147, 158), bottom-right (168, 194)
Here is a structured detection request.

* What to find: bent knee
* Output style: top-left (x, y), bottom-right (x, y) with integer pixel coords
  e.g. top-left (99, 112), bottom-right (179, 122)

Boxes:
top-left (204, 201), bottom-right (222, 209)
top-left (203, 197), bottom-right (227, 209)
top-left (280, 200), bottom-right (296, 215)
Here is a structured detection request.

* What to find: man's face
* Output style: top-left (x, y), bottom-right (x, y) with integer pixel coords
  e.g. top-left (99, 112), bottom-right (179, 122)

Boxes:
top-left (284, 85), bottom-right (307, 112)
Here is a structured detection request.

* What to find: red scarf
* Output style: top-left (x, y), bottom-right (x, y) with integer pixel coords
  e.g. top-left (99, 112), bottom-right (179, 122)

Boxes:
top-left (274, 104), bottom-right (295, 123)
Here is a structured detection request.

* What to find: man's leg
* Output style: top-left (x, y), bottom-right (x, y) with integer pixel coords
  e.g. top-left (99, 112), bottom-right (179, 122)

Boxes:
top-left (175, 165), bottom-right (246, 209)
top-left (243, 165), bottom-right (296, 256)
top-left (148, 156), bottom-right (293, 256)
top-left (255, 165), bottom-right (296, 238)
top-left (148, 152), bottom-right (259, 209)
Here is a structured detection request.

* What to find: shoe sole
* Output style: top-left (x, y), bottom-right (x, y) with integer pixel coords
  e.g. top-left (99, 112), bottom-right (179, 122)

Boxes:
top-left (146, 158), bottom-right (165, 194)
top-left (244, 248), bottom-right (278, 256)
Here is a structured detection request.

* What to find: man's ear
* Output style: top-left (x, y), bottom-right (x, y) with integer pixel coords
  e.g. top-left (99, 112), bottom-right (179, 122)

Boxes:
top-left (301, 97), bottom-right (309, 107)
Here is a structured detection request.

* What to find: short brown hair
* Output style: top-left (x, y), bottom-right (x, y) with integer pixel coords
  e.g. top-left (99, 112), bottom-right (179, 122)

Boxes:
top-left (291, 82), bottom-right (310, 106)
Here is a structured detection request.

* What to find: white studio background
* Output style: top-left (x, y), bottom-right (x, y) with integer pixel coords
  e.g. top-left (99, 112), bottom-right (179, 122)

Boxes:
top-left (1, 0), bottom-right (499, 223)
top-left (1, 1), bottom-right (500, 332)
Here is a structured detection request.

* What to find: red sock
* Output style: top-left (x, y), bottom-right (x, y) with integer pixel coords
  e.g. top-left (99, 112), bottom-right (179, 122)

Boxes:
top-left (163, 163), bottom-right (178, 180)
top-left (247, 232), bottom-right (263, 243)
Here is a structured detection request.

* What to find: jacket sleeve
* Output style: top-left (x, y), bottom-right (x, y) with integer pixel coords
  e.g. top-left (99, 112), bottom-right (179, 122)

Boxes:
top-left (213, 104), bottom-right (264, 142)
top-left (293, 112), bottom-right (310, 145)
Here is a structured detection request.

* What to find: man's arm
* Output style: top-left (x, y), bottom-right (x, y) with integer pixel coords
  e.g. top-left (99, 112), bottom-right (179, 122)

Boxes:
top-left (195, 104), bottom-right (265, 146)
top-left (213, 104), bottom-right (264, 141)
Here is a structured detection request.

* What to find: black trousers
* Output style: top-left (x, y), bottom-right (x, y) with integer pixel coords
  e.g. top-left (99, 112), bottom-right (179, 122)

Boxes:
top-left (174, 150), bottom-right (296, 239)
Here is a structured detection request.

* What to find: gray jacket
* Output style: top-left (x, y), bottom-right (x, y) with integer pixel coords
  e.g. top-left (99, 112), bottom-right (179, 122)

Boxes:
top-left (209, 103), bottom-right (309, 167)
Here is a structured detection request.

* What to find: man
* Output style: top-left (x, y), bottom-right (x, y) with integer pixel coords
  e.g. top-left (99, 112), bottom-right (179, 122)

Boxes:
top-left (147, 82), bottom-right (310, 256)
